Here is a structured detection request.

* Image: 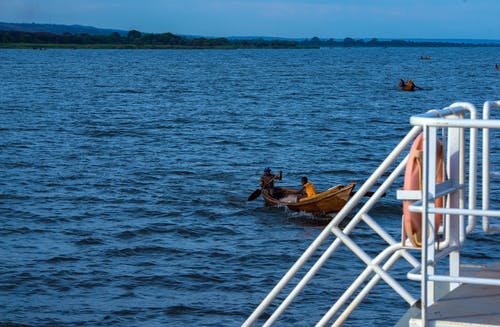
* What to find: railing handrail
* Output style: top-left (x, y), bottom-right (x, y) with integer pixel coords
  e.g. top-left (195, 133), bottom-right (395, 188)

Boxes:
top-left (242, 124), bottom-right (424, 326)
top-left (242, 124), bottom-right (423, 327)
top-left (408, 100), bottom-right (500, 326)
top-left (244, 101), bottom-right (500, 326)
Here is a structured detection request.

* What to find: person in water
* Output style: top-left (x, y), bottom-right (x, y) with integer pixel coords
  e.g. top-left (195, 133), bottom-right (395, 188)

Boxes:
top-left (406, 79), bottom-right (416, 91)
top-left (298, 176), bottom-right (317, 200)
top-left (399, 79), bottom-right (418, 91)
top-left (260, 167), bottom-right (281, 196)
top-left (398, 79), bottom-right (406, 89)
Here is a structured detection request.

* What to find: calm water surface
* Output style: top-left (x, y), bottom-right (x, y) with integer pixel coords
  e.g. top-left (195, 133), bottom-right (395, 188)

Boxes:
top-left (1, 47), bottom-right (499, 326)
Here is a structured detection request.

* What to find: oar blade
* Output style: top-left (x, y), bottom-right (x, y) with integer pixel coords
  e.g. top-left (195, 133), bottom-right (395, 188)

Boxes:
top-left (350, 190), bottom-right (386, 198)
top-left (248, 189), bottom-right (261, 201)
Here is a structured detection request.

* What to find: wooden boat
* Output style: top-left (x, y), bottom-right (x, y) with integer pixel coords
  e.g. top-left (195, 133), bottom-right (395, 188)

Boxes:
top-left (261, 182), bottom-right (356, 215)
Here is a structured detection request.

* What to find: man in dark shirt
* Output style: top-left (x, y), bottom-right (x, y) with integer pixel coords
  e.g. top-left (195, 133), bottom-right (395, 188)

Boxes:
top-left (260, 167), bottom-right (281, 196)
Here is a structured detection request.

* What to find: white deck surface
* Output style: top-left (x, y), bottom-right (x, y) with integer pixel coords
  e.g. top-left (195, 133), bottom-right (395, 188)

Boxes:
top-left (409, 264), bottom-right (500, 327)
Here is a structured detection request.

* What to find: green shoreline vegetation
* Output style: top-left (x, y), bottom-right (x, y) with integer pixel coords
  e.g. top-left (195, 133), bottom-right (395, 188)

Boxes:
top-left (1, 29), bottom-right (498, 49)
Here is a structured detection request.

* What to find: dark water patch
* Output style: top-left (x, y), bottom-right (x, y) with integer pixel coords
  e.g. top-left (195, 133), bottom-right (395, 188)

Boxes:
top-left (1, 161), bottom-right (35, 169)
top-left (174, 227), bottom-right (203, 238)
top-left (75, 237), bottom-right (105, 246)
top-left (114, 230), bottom-right (137, 239)
top-left (0, 283), bottom-right (20, 292)
top-left (206, 249), bottom-right (233, 260)
top-left (38, 217), bottom-right (71, 224)
top-left (135, 261), bottom-right (156, 267)
top-left (114, 89), bottom-right (145, 94)
top-left (164, 303), bottom-right (242, 318)
top-left (122, 207), bottom-right (165, 218)
top-left (114, 226), bottom-right (176, 240)
top-left (168, 170), bottom-right (195, 176)
top-left (1, 138), bottom-right (35, 152)
top-left (74, 280), bottom-right (108, 289)
top-left (285, 214), bottom-right (333, 226)
top-left (132, 275), bottom-right (184, 288)
top-left (171, 117), bottom-right (192, 124)
top-left (113, 291), bottom-right (136, 299)
top-left (63, 229), bottom-right (93, 237)
top-left (192, 208), bottom-right (222, 220)
top-left (367, 200), bottom-right (403, 216)
top-left (1, 227), bottom-right (47, 235)
top-left (115, 275), bottom-right (184, 292)
top-left (111, 309), bottom-right (140, 317)
top-left (319, 169), bottom-right (358, 177)
top-left (164, 304), bottom-right (195, 316)
top-left (135, 225), bottom-right (175, 235)
top-left (45, 256), bottom-right (80, 264)
top-left (118, 187), bottom-right (142, 195)
top-left (106, 246), bottom-right (173, 257)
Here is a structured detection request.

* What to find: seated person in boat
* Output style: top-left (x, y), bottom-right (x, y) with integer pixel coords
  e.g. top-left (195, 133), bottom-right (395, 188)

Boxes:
top-left (297, 176), bottom-right (317, 200)
top-left (260, 167), bottom-right (281, 196)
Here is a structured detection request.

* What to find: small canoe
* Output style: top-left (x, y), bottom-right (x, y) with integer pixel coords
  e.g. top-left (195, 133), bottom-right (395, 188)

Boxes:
top-left (261, 182), bottom-right (356, 215)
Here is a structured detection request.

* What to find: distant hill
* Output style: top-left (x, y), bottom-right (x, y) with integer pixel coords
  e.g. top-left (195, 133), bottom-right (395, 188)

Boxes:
top-left (0, 22), bottom-right (127, 36)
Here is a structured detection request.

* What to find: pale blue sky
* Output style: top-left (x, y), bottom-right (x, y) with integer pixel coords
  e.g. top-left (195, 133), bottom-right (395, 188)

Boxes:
top-left (1, 0), bottom-right (498, 39)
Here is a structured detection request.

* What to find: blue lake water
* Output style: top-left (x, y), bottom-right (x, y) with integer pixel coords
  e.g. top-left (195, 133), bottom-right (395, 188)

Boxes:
top-left (0, 47), bottom-right (499, 326)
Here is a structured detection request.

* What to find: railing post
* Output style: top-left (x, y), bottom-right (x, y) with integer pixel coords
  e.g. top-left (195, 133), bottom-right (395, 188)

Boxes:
top-left (447, 122), bottom-right (462, 291)
top-left (482, 100), bottom-right (500, 233)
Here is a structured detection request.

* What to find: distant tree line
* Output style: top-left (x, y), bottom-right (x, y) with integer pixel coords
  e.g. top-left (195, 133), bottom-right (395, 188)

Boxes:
top-left (0, 30), bottom-right (304, 48)
top-left (0, 29), bottom-right (495, 49)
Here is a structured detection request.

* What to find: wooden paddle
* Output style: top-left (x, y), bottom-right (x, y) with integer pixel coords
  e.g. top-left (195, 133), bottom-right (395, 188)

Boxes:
top-left (247, 189), bottom-right (262, 201)
top-left (247, 171), bottom-right (282, 201)
top-left (350, 190), bottom-right (386, 198)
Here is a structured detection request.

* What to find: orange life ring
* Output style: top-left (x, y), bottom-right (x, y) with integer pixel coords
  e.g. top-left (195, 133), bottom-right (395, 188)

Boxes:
top-left (403, 133), bottom-right (444, 247)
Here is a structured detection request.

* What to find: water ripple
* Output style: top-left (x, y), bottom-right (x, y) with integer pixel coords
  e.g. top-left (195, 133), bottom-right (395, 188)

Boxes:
top-left (0, 48), bottom-right (498, 327)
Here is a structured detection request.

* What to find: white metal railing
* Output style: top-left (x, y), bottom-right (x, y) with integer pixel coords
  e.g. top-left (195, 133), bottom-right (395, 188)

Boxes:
top-left (405, 100), bottom-right (500, 325)
top-left (482, 101), bottom-right (500, 233)
top-left (243, 126), bottom-right (422, 327)
top-left (243, 101), bottom-right (500, 327)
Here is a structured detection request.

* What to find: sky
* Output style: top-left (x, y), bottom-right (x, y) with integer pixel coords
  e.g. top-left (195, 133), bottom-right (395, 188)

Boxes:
top-left (0, 0), bottom-right (499, 40)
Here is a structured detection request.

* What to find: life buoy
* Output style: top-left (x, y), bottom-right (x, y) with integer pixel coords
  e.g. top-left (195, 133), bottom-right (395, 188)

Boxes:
top-left (403, 133), bottom-right (444, 247)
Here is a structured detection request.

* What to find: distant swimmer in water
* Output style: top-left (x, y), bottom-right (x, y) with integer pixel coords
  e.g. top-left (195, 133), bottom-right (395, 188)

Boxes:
top-left (398, 78), bottom-right (406, 89)
top-left (399, 79), bottom-right (419, 91)
top-left (496, 64), bottom-right (500, 70)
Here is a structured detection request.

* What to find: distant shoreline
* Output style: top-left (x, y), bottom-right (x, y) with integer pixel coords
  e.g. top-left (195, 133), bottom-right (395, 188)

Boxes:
top-left (1, 28), bottom-right (499, 50)
top-left (1, 43), bottom-right (499, 50)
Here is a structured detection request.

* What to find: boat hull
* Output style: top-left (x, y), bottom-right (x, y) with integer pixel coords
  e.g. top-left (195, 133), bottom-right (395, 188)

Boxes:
top-left (261, 182), bottom-right (356, 215)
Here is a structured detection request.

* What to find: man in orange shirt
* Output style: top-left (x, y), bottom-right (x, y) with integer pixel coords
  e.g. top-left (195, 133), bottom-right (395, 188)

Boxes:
top-left (298, 176), bottom-right (316, 200)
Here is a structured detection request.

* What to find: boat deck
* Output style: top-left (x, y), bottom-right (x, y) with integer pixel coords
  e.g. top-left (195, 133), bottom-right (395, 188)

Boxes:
top-left (409, 264), bottom-right (500, 327)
